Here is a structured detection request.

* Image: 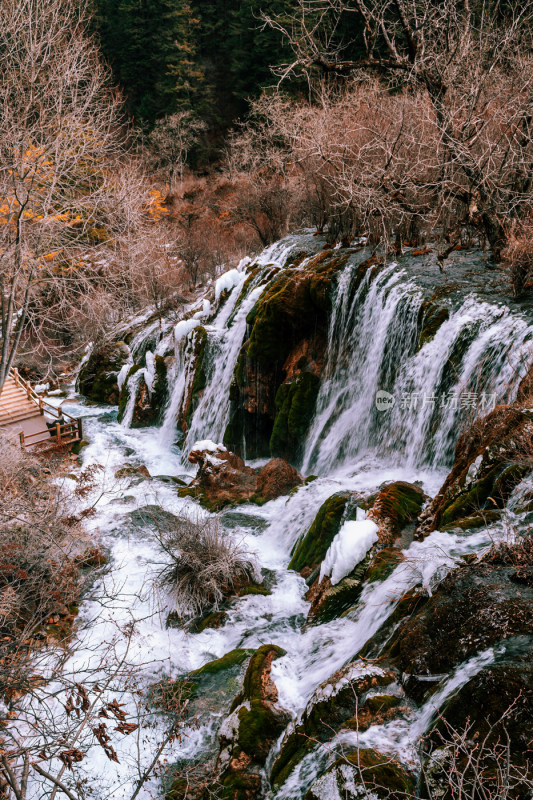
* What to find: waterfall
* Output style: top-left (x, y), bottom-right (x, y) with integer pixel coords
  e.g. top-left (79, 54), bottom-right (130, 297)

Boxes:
top-left (158, 235), bottom-right (309, 451)
top-left (302, 260), bottom-right (533, 475)
top-left (67, 235), bottom-right (533, 799)
top-left (183, 281), bottom-right (264, 450)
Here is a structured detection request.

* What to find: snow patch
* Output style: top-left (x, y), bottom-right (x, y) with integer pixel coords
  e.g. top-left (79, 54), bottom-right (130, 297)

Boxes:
top-left (319, 516), bottom-right (379, 585)
top-left (174, 318), bottom-right (200, 341)
top-left (190, 440), bottom-right (225, 454)
top-left (215, 269), bottom-right (242, 301)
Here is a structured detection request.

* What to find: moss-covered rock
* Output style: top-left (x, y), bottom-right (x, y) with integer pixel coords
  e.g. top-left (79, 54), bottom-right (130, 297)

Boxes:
top-left (306, 554), bottom-right (371, 624)
top-left (439, 462), bottom-right (529, 529)
top-left (224, 249), bottom-right (355, 460)
top-left (269, 372), bottom-right (320, 462)
top-left (364, 547), bottom-right (404, 583)
top-left (440, 509), bottom-right (501, 531)
top-left (71, 438), bottom-right (89, 456)
top-left (182, 446), bottom-right (302, 510)
top-left (368, 481), bottom-right (427, 545)
top-left (151, 354), bottom-right (170, 424)
top-left (417, 300), bottom-right (450, 351)
top-left (391, 557), bottom-right (533, 703)
top-left (305, 748), bottom-right (415, 800)
top-left (270, 663), bottom-right (402, 788)
top-left (216, 644), bottom-right (289, 800)
top-left (77, 341), bottom-right (131, 404)
top-left (289, 492), bottom-right (353, 573)
top-left (419, 405), bottom-right (533, 536)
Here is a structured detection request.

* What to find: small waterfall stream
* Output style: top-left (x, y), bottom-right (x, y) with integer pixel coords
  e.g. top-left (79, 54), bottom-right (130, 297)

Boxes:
top-left (51, 234), bottom-right (533, 799)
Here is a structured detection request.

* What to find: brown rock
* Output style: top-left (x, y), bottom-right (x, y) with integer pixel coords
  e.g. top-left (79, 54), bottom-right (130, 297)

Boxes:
top-left (185, 446), bottom-right (303, 509)
top-left (256, 458), bottom-right (303, 501)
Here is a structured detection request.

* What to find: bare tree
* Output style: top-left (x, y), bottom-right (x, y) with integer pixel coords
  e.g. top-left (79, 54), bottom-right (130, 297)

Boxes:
top-left (260, 1), bottom-right (533, 253)
top-left (0, 0), bottom-right (123, 392)
top-left (149, 112), bottom-right (206, 192)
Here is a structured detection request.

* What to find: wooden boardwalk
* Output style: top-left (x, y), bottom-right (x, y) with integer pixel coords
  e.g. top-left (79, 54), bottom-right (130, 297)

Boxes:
top-left (0, 369), bottom-right (82, 450)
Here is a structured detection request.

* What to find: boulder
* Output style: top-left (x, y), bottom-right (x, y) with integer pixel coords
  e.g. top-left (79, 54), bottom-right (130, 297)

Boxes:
top-left (76, 341), bottom-right (131, 404)
top-left (180, 444), bottom-right (303, 510)
top-left (418, 404), bottom-right (532, 535)
top-left (305, 749), bottom-right (415, 800)
top-left (387, 543), bottom-right (533, 702)
top-left (368, 481), bottom-right (427, 546)
top-left (255, 458), bottom-right (303, 502)
top-left (270, 662), bottom-right (405, 789)
top-left (216, 644), bottom-right (290, 799)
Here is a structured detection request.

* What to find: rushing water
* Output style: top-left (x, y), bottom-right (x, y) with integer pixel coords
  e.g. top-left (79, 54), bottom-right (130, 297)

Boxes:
top-left (35, 234), bottom-right (533, 798)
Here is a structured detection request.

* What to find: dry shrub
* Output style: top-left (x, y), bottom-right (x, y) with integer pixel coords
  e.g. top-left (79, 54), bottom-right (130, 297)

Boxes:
top-left (155, 515), bottom-right (258, 618)
top-left (0, 435), bottom-right (84, 698)
top-left (502, 223), bottom-right (533, 296)
top-left (423, 711), bottom-right (533, 800)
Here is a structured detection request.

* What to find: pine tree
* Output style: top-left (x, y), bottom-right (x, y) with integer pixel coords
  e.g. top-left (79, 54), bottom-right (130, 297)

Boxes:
top-left (94, 0), bottom-right (204, 125)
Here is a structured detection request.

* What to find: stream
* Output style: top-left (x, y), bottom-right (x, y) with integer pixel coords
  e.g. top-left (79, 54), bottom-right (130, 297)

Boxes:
top-left (45, 233), bottom-right (533, 798)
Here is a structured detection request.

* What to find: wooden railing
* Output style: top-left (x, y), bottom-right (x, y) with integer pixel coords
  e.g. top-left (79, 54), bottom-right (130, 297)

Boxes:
top-left (10, 368), bottom-right (83, 450)
top-left (11, 368), bottom-right (77, 422)
top-left (19, 418), bottom-right (83, 449)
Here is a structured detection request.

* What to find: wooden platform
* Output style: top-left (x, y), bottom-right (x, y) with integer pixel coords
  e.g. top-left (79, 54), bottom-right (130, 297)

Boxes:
top-left (0, 370), bottom-right (82, 450)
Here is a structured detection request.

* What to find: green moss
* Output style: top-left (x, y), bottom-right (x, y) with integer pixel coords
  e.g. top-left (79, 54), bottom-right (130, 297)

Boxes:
top-left (157, 649), bottom-right (255, 723)
top-left (71, 438), bottom-right (89, 455)
top-left (193, 649), bottom-right (254, 677)
top-left (372, 481), bottom-right (426, 534)
top-left (219, 773), bottom-right (260, 800)
top-left (440, 462), bottom-right (529, 527)
top-left (151, 355), bottom-right (169, 424)
top-left (245, 250), bottom-right (349, 366)
top-left (289, 492), bottom-right (352, 572)
top-left (237, 584), bottom-right (271, 597)
top-left (364, 694), bottom-right (401, 714)
top-left (237, 703), bottom-right (285, 761)
top-left (365, 548), bottom-right (404, 583)
top-left (440, 509), bottom-right (501, 531)
top-left (312, 555), bottom-right (370, 623)
top-left (242, 644), bottom-right (286, 701)
top-left (117, 364), bottom-right (142, 423)
top-left (417, 301), bottom-right (450, 350)
top-left (192, 610), bottom-right (227, 632)
top-left (270, 373), bottom-right (320, 462)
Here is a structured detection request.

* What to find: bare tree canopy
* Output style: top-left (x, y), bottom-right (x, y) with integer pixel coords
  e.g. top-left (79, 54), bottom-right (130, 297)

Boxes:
top-left (0, 0), bottom-right (123, 392)
top-left (256, 0), bottom-right (533, 262)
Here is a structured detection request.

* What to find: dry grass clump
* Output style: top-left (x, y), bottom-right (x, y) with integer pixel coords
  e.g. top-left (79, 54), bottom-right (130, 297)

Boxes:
top-left (155, 515), bottom-right (258, 617)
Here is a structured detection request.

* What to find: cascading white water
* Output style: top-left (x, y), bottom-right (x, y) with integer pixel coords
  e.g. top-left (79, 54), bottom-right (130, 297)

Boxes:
top-left (42, 235), bottom-right (533, 800)
top-left (183, 282), bottom-right (265, 450)
top-left (157, 235), bottom-right (309, 451)
top-left (302, 259), bottom-right (533, 475)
